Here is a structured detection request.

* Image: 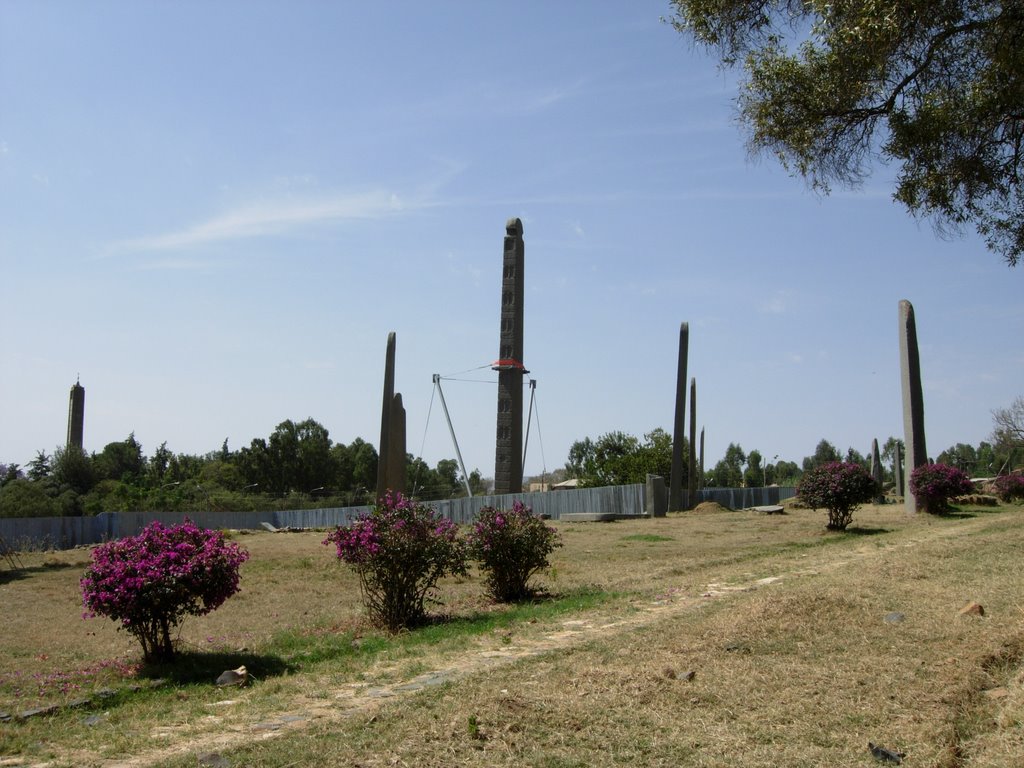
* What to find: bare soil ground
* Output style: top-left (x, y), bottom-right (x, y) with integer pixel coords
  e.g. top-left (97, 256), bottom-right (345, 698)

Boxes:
top-left (1, 502), bottom-right (1022, 767)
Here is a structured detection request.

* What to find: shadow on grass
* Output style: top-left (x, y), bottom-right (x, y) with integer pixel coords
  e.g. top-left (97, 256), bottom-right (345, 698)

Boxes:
top-left (0, 560), bottom-right (80, 584)
top-left (139, 650), bottom-right (295, 686)
top-left (927, 509), bottom-right (977, 519)
top-left (841, 526), bottom-right (893, 536)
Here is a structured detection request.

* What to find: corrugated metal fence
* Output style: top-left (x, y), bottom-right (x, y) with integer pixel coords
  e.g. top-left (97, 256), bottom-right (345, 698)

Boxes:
top-left (0, 485), bottom-right (794, 551)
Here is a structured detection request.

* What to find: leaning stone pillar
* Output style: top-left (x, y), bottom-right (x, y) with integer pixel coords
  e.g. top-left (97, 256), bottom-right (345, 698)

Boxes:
top-left (899, 300), bottom-right (927, 513)
top-left (669, 322), bottom-right (689, 511)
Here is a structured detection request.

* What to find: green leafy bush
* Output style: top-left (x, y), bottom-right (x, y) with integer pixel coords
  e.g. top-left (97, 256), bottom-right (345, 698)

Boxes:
top-left (323, 492), bottom-right (467, 631)
top-left (467, 502), bottom-right (562, 602)
top-left (796, 462), bottom-right (879, 530)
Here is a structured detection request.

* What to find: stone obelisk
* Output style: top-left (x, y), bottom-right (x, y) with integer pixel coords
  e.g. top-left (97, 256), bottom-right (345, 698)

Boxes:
top-left (898, 300), bottom-right (927, 513)
top-left (493, 218), bottom-right (525, 495)
top-left (687, 378), bottom-right (697, 509)
top-left (669, 323), bottom-right (689, 511)
top-left (870, 438), bottom-right (884, 503)
top-left (66, 379), bottom-right (85, 450)
top-left (699, 427), bottom-right (705, 491)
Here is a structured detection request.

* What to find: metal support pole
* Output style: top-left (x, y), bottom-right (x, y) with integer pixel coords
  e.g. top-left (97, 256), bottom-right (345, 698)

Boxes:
top-left (522, 378), bottom-right (536, 473)
top-left (433, 374), bottom-right (473, 497)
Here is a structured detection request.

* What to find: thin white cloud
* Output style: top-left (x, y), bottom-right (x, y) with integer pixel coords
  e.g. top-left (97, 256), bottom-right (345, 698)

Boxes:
top-left (446, 252), bottom-right (483, 287)
top-left (133, 258), bottom-right (222, 272)
top-left (107, 190), bottom-right (422, 254)
top-left (760, 290), bottom-right (789, 314)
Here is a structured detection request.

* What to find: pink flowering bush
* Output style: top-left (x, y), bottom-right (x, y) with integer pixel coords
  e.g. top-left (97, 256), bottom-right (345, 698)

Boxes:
top-left (910, 463), bottom-right (975, 512)
top-left (324, 492), bottom-right (467, 632)
top-left (466, 502), bottom-right (562, 602)
top-left (81, 520), bottom-right (249, 662)
top-left (993, 473), bottom-right (1024, 502)
top-left (797, 461), bottom-right (879, 530)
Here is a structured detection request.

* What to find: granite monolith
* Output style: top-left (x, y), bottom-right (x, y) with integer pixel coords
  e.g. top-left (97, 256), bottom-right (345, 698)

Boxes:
top-left (899, 300), bottom-right (927, 513)
top-left (67, 379), bottom-right (85, 450)
top-left (493, 218), bottom-right (526, 495)
top-left (687, 378), bottom-right (697, 509)
top-left (669, 322), bottom-right (689, 511)
top-left (699, 427), bottom-right (705, 491)
top-left (870, 438), bottom-right (884, 503)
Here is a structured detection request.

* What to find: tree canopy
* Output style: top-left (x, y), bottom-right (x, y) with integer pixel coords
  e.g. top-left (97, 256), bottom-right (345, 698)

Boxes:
top-left (992, 395), bottom-right (1024, 451)
top-left (0, 418), bottom-right (479, 518)
top-left (668, 0), bottom-right (1024, 266)
top-left (565, 429), bottom-right (677, 488)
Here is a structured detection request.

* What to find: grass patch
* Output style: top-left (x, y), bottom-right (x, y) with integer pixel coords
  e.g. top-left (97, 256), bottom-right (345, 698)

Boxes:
top-left (3, 503), bottom-right (1024, 766)
top-left (263, 586), bottom-right (615, 671)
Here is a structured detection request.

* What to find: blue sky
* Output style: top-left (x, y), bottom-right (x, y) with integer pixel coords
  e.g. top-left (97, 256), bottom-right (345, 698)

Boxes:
top-left (1, 1), bottom-right (1020, 481)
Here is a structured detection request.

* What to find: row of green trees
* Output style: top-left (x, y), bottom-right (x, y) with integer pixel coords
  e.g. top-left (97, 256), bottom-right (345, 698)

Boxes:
top-left (0, 418), bottom-right (487, 518)
top-left (564, 430), bottom-right (1021, 491)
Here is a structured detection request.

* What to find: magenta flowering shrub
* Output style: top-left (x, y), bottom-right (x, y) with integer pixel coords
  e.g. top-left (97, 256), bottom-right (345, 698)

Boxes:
top-left (797, 461), bottom-right (879, 530)
top-left (81, 520), bottom-right (249, 662)
top-left (910, 463), bottom-right (975, 512)
top-left (993, 474), bottom-right (1024, 502)
top-left (466, 502), bottom-right (562, 602)
top-left (324, 492), bottom-right (467, 631)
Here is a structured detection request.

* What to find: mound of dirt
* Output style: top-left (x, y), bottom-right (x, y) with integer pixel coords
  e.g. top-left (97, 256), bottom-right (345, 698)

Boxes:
top-left (693, 501), bottom-right (732, 514)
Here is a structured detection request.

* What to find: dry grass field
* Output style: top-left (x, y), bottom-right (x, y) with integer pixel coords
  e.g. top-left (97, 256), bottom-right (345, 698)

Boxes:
top-left (1, 500), bottom-right (1022, 767)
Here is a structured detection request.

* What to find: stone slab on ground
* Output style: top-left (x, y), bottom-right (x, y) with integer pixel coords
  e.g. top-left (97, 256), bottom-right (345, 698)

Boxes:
top-left (562, 513), bottom-right (641, 523)
top-left (752, 505), bottom-right (785, 515)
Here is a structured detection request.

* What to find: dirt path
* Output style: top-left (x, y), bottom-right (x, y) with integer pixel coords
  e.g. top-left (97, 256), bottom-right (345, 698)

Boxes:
top-left (58, 516), bottom-right (979, 768)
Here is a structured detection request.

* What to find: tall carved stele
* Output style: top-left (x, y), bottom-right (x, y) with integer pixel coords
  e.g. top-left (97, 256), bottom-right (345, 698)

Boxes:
top-left (898, 300), bottom-right (927, 513)
top-left (375, 333), bottom-right (406, 502)
top-left (669, 322), bottom-right (689, 511)
top-left (493, 218), bottom-right (526, 495)
top-left (67, 380), bottom-right (85, 450)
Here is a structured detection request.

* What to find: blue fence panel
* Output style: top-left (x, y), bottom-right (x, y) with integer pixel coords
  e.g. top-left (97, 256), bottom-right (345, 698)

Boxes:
top-left (0, 485), bottom-right (795, 551)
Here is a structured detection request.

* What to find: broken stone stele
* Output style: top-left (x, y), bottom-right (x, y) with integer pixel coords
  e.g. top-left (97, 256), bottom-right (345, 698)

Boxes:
top-left (215, 666), bottom-right (248, 687)
top-left (375, 332), bottom-right (407, 500)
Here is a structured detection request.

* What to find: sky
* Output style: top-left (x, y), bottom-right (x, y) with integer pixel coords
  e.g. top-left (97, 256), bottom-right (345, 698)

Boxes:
top-left (1, 1), bottom-right (1021, 482)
